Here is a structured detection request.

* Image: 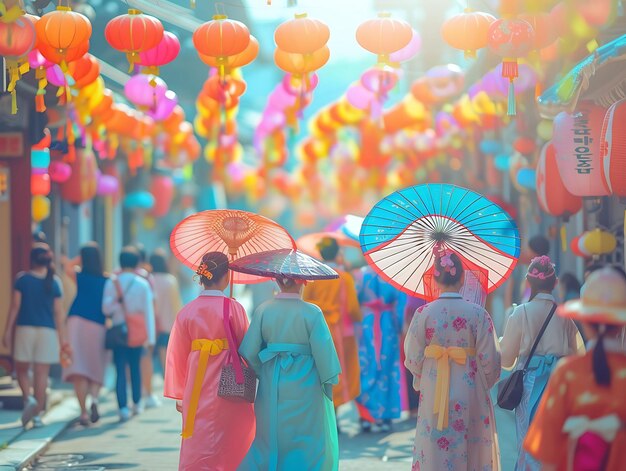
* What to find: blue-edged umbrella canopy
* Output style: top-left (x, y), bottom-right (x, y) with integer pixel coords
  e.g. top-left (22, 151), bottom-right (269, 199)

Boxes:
top-left (359, 184), bottom-right (520, 299)
top-left (229, 249), bottom-right (339, 281)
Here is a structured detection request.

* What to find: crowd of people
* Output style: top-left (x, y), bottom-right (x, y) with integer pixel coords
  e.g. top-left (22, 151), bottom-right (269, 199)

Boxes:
top-left (3, 234), bottom-right (626, 471)
top-left (2, 241), bottom-right (182, 428)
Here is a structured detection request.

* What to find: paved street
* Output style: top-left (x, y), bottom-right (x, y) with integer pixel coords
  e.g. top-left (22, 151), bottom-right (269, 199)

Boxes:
top-left (29, 386), bottom-right (516, 470)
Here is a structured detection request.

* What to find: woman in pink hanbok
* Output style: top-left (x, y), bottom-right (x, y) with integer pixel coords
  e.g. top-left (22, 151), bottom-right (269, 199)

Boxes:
top-left (405, 248), bottom-right (501, 471)
top-left (164, 252), bottom-right (255, 471)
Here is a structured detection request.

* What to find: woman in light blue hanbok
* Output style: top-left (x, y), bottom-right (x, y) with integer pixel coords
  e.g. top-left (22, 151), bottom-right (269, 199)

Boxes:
top-left (355, 266), bottom-right (402, 432)
top-left (500, 256), bottom-right (581, 471)
top-left (238, 276), bottom-right (341, 471)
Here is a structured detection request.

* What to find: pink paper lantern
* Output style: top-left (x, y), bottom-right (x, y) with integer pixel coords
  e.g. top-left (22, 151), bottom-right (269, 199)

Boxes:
top-left (346, 84), bottom-right (377, 110)
top-left (49, 161), bottom-right (72, 183)
top-left (268, 86), bottom-right (297, 111)
top-left (389, 28), bottom-right (421, 63)
top-left (147, 89), bottom-right (178, 121)
top-left (46, 64), bottom-right (66, 87)
top-left (553, 101), bottom-right (610, 197)
top-left (96, 175), bottom-right (119, 196)
top-left (138, 31), bottom-right (180, 68)
top-left (124, 74), bottom-right (168, 108)
top-left (28, 49), bottom-right (52, 69)
top-left (360, 67), bottom-right (398, 95)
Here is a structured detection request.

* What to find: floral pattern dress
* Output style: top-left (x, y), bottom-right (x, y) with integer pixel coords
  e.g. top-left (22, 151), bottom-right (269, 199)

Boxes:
top-left (404, 293), bottom-right (501, 471)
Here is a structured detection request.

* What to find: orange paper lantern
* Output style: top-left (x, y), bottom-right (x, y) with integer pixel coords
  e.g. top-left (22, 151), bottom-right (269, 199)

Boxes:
top-left (68, 53), bottom-right (100, 88)
top-left (36, 6), bottom-right (92, 69)
top-left (193, 15), bottom-right (250, 78)
top-left (356, 13), bottom-right (412, 64)
top-left (441, 9), bottom-right (496, 58)
top-left (518, 12), bottom-right (557, 50)
top-left (274, 13), bottom-right (330, 54)
top-left (199, 35), bottom-right (259, 70)
top-left (274, 46), bottom-right (330, 75)
top-left (105, 9), bottom-right (164, 72)
top-left (61, 148), bottom-right (98, 204)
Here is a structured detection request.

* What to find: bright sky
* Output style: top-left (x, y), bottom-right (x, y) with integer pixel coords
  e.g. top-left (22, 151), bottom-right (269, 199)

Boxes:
top-left (244, 0), bottom-right (383, 60)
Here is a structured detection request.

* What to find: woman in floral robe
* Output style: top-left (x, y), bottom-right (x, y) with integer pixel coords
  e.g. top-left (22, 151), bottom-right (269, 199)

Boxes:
top-left (404, 248), bottom-right (501, 471)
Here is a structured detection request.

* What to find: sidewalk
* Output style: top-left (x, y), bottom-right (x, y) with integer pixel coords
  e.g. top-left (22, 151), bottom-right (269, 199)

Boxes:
top-left (0, 381), bottom-right (79, 471)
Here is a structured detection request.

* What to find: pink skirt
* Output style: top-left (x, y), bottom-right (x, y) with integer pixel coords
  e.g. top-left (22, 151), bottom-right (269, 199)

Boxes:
top-left (63, 316), bottom-right (107, 385)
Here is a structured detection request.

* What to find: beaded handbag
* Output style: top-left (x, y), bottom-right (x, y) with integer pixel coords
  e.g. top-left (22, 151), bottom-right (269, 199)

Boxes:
top-left (217, 298), bottom-right (257, 403)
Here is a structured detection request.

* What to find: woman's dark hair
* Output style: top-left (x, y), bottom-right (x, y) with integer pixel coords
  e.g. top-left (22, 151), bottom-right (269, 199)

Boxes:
top-left (150, 249), bottom-right (169, 274)
top-left (526, 256), bottom-right (557, 300)
top-left (134, 243), bottom-right (147, 263)
top-left (528, 235), bottom-right (550, 257)
top-left (31, 243), bottom-right (55, 294)
top-left (317, 237), bottom-right (339, 262)
top-left (433, 251), bottom-right (464, 287)
top-left (590, 323), bottom-right (620, 387)
top-left (197, 252), bottom-right (229, 288)
top-left (80, 242), bottom-right (103, 277)
top-left (119, 246), bottom-right (140, 269)
top-left (559, 273), bottom-right (581, 297)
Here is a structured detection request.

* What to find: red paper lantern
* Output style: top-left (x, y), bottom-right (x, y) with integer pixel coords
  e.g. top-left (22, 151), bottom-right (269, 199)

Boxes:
top-left (0, 15), bottom-right (36, 113)
top-left (441, 10), bottom-right (496, 59)
top-left (61, 148), bottom-right (98, 204)
top-left (31, 173), bottom-right (51, 196)
top-left (356, 13), bottom-right (412, 64)
top-left (553, 101), bottom-right (610, 197)
top-left (536, 142), bottom-right (583, 220)
top-left (275, 13), bottom-right (330, 54)
top-left (138, 30), bottom-right (180, 74)
top-left (513, 137), bottom-right (536, 155)
top-left (193, 15), bottom-right (250, 79)
top-left (487, 18), bottom-right (535, 116)
top-left (150, 174), bottom-right (174, 217)
top-left (105, 9), bottom-right (164, 71)
top-left (36, 6), bottom-right (91, 68)
top-left (600, 98), bottom-right (626, 197)
top-left (570, 235), bottom-right (588, 258)
top-left (0, 15), bottom-right (36, 57)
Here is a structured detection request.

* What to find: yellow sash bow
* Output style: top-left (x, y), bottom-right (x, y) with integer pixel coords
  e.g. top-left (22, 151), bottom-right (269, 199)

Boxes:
top-left (182, 338), bottom-right (228, 439)
top-left (424, 344), bottom-right (476, 431)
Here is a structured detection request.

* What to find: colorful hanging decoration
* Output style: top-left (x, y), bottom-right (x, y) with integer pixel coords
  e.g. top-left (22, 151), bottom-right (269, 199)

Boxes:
top-left (104, 9), bottom-right (163, 72)
top-left (487, 17), bottom-right (535, 115)
top-left (441, 9), bottom-right (496, 59)
top-left (193, 15), bottom-right (250, 81)
top-left (0, 13), bottom-right (36, 113)
top-left (356, 12), bottom-right (412, 65)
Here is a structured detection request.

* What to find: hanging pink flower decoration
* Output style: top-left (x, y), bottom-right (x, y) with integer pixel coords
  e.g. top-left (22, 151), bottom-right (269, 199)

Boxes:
top-left (124, 73), bottom-right (168, 108)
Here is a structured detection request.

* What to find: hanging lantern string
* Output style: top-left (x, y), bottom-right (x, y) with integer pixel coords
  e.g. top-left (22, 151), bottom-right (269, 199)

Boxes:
top-left (6, 60), bottom-right (30, 114)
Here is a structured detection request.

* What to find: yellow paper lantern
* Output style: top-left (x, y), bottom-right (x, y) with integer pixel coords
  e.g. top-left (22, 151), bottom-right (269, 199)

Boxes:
top-left (583, 229), bottom-right (617, 255)
top-left (32, 195), bottom-right (51, 222)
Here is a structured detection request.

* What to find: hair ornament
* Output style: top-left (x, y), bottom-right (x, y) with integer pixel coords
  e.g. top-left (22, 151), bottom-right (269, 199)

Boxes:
top-left (527, 255), bottom-right (556, 280)
top-left (196, 262), bottom-right (214, 280)
top-left (432, 242), bottom-right (457, 276)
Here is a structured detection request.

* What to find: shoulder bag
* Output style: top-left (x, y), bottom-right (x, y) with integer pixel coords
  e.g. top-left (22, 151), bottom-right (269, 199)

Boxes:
top-left (497, 302), bottom-right (557, 410)
top-left (104, 277), bottom-right (133, 349)
top-left (217, 298), bottom-right (257, 403)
